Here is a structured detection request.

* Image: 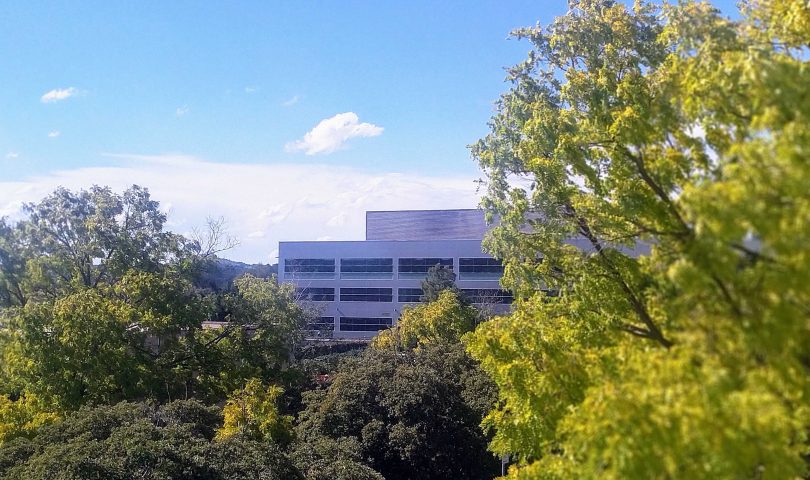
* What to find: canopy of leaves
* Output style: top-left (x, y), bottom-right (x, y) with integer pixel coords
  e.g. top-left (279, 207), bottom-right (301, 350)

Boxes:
top-left (467, 0), bottom-right (810, 477)
top-left (0, 400), bottom-right (302, 480)
top-left (0, 186), bottom-right (190, 308)
top-left (420, 264), bottom-right (461, 302)
top-left (216, 378), bottom-right (294, 447)
top-left (0, 394), bottom-right (58, 446)
top-left (372, 289), bottom-right (478, 350)
top-left (296, 342), bottom-right (499, 480)
top-left (0, 187), bottom-right (307, 412)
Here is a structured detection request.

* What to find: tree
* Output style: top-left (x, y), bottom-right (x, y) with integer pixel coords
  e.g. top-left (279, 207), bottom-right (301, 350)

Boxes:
top-left (0, 187), bottom-right (305, 411)
top-left (2, 271), bottom-right (210, 410)
top-left (216, 378), bottom-right (294, 446)
top-left (0, 400), bottom-right (302, 480)
top-left (372, 289), bottom-right (478, 350)
top-left (420, 264), bottom-right (460, 302)
top-left (11, 186), bottom-right (188, 302)
top-left (466, 0), bottom-right (810, 478)
top-left (0, 394), bottom-right (58, 446)
top-left (191, 274), bottom-right (310, 400)
top-left (296, 342), bottom-right (499, 480)
top-left (291, 434), bottom-right (384, 480)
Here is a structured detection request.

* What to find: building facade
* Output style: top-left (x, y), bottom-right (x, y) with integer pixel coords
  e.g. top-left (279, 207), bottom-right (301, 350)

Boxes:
top-left (277, 209), bottom-right (511, 340)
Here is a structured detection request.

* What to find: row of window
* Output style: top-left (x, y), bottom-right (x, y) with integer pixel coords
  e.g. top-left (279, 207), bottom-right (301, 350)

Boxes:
top-left (296, 287), bottom-right (513, 304)
top-left (305, 316), bottom-right (393, 332)
top-left (285, 257), bottom-right (503, 279)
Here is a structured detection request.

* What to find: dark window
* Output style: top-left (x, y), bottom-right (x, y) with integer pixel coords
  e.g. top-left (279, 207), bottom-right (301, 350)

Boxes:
top-left (398, 288), bottom-right (424, 303)
top-left (458, 258), bottom-right (504, 279)
top-left (340, 287), bottom-right (393, 302)
top-left (339, 317), bottom-right (392, 332)
top-left (340, 258), bottom-right (393, 277)
top-left (306, 316), bottom-right (335, 331)
top-left (296, 287), bottom-right (335, 302)
top-left (461, 288), bottom-right (513, 304)
top-left (398, 258), bottom-right (453, 275)
top-left (284, 258), bottom-right (335, 277)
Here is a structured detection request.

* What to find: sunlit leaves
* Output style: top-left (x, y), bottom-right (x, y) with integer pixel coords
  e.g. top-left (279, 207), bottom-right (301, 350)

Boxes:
top-left (468, 0), bottom-right (810, 477)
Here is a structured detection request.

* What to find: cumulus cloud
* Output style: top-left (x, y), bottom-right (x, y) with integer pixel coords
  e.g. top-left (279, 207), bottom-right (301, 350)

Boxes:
top-left (40, 87), bottom-right (79, 103)
top-left (0, 154), bottom-right (480, 263)
top-left (176, 106), bottom-right (189, 117)
top-left (244, 86), bottom-right (258, 94)
top-left (285, 112), bottom-right (383, 155)
top-left (48, 130), bottom-right (61, 138)
top-left (5, 152), bottom-right (19, 159)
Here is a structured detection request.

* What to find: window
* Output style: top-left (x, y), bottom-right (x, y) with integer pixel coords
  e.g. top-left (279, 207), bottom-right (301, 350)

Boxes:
top-left (398, 288), bottom-right (423, 303)
top-left (461, 288), bottom-right (513, 304)
top-left (458, 258), bottom-right (504, 280)
top-left (339, 317), bottom-right (392, 332)
top-left (284, 258), bottom-right (335, 278)
top-left (296, 287), bottom-right (335, 302)
top-left (398, 258), bottom-right (453, 277)
top-left (340, 287), bottom-right (393, 302)
top-left (340, 258), bottom-right (393, 279)
top-left (306, 316), bottom-right (335, 331)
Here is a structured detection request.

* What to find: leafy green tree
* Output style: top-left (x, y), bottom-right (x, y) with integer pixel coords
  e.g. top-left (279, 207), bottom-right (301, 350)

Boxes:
top-left (291, 434), bottom-right (384, 480)
top-left (216, 378), bottom-right (294, 446)
top-left (0, 187), bottom-right (306, 412)
top-left (420, 264), bottom-right (461, 302)
top-left (372, 289), bottom-right (478, 350)
top-left (0, 394), bottom-right (58, 446)
top-left (0, 400), bottom-right (302, 480)
top-left (467, 0), bottom-right (810, 477)
top-left (3, 186), bottom-right (189, 304)
top-left (192, 274), bottom-right (309, 400)
top-left (2, 271), bottom-right (210, 410)
top-left (296, 342), bottom-right (499, 480)
top-left (0, 219), bottom-right (28, 308)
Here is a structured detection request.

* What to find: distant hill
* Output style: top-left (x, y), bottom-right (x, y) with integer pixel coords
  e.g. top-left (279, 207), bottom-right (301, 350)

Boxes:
top-left (194, 257), bottom-right (278, 292)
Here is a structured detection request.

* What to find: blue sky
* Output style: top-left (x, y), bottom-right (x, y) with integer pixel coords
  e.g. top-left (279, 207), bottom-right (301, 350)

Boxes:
top-left (0, 1), bottom-right (738, 262)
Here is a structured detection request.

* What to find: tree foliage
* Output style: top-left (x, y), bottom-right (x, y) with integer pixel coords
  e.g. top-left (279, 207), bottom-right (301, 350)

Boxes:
top-left (0, 186), bottom-right (307, 412)
top-left (467, 0), bottom-right (810, 477)
top-left (372, 289), bottom-right (478, 350)
top-left (0, 400), bottom-right (302, 480)
top-left (0, 394), bottom-right (58, 446)
top-left (0, 186), bottom-right (189, 308)
top-left (216, 378), bottom-right (294, 446)
top-left (297, 342), bottom-right (499, 480)
top-left (420, 264), bottom-right (461, 302)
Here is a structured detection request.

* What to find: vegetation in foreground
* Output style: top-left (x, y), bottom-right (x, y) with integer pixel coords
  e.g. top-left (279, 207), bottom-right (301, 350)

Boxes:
top-left (1, 0), bottom-right (809, 478)
top-left (0, 186), bottom-right (497, 479)
top-left (468, 0), bottom-right (809, 477)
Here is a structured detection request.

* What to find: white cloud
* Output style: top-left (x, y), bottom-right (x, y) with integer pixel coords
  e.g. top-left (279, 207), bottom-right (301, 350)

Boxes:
top-left (48, 130), bottom-right (61, 138)
top-left (281, 95), bottom-right (300, 107)
top-left (41, 87), bottom-right (79, 103)
top-left (176, 106), bottom-right (189, 117)
top-left (285, 112), bottom-right (383, 155)
top-left (0, 154), bottom-right (480, 263)
top-left (5, 152), bottom-right (19, 159)
top-left (245, 86), bottom-right (258, 94)
top-left (326, 211), bottom-right (347, 227)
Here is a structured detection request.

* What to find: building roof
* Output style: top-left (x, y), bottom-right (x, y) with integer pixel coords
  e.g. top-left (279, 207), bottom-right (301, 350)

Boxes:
top-left (365, 209), bottom-right (489, 241)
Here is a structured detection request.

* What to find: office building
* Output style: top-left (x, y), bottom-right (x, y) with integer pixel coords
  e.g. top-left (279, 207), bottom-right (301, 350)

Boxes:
top-left (277, 209), bottom-right (513, 340)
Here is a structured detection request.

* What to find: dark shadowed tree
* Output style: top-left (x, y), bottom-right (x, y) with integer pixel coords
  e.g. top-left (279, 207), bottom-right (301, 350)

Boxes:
top-left (296, 342), bottom-right (499, 480)
top-left (420, 264), bottom-right (461, 302)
